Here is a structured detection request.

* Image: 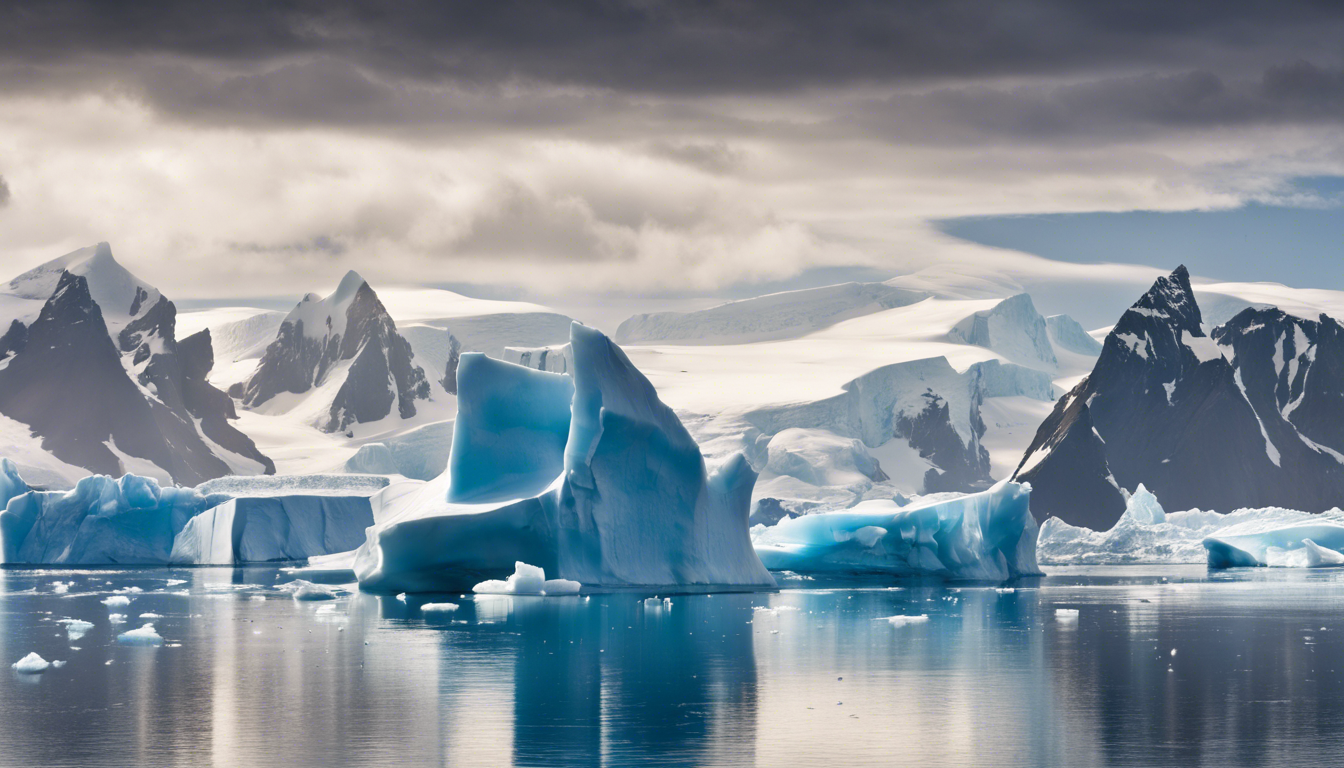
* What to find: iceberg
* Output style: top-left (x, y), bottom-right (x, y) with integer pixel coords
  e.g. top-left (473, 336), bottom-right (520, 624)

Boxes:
top-left (116, 623), bottom-right (164, 645)
top-left (0, 473), bottom-right (227, 564)
top-left (1035, 483), bottom-right (1344, 566)
top-left (352, 323), bottom-right (776, 593)
top-left (1204, 519), bottom-right (1344, 568)
top-left (11, 652), bottom-right (50, 673)
top-left (750, 481), bottom-right (1041, 581)
top-left (169, 496), bottom-right (373, 564)
top-left (0, 465), bottom-right (378, 565)
top-left (472, 562), bottom-right (581, 595)
top-left (420, 602), bottom-right (460, 613)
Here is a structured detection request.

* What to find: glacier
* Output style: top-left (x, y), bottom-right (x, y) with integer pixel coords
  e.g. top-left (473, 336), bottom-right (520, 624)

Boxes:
top-left (351, 322), bottom-right (778, 593)
top-left (750, 481), bottom-right (1041, 581)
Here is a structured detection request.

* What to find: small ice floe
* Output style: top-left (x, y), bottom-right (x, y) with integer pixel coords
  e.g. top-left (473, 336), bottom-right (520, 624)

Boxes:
top-left (315, 604), bottom-right (338, 615)
top-left (878, 615), bottom-right (930, 627)
top-left (1056, 608), bottom-right (1080, 621)
top-left (996, 588), bottom-right (1016, 594)
top-left (12, 653), bottom-right (50, 673)
top-left (117, 624), bottom-right (164, 646)
top-left (1170, 648), bottom-right (1178, 657)
top-left (166, 579), bottom-right (187, 587)
top-left (101, 596), bottom-right (131, 608)
top-left (643, 597), bottom-right (673, 611)
top-left (420, 603), bottom-right (460, 613)
top-left (250, 595), bottom-right (266, 602)
top-left (52, 660), bottom-right (66, 668)
top-left (275, 580), bottom-right (338, 601)
top-left (396, 593), bottom-right (407, 603)
top-left (108, 614), bottom-right (127, 624)
top-left (59, 618), bottom-right (94, 642)
top-left (113, 587), bottom-right (143, 595)
top-left (51, 581), bottom-right (70, 594)
top-left (139, 613), bottom-right (163, 619)
top-left (471, 562), bottom-right (582, 596)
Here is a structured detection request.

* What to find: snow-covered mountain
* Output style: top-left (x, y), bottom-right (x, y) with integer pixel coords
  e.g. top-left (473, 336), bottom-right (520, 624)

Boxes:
top-left (0, 245), bottom-right (273, 486)
top-left (1015, 266), bottom-right (1344, 529)
top-left (614, 281), bottom-right (927, 345)
top-left (610, 285), bottom-right (1099, 519)
top-left (231, 271), bottom-right (433, 433)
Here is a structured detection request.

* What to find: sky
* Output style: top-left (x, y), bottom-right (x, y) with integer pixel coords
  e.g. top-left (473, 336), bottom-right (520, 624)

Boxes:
top-left (3, 1), bottom-right (1344, 326)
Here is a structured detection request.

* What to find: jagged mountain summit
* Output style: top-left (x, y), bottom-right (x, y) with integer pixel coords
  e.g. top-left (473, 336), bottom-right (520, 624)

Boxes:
top-left (0, 259), bottom-right (274, 485)
top-left (1015, 265), bottom-right (1344, 529)
top-left (231, 271), bottom-right (432, 433)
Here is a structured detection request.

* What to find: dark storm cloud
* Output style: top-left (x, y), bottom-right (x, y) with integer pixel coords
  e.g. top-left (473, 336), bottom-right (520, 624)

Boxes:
top-left (5, 0), bottom-right (1344, 94)
top-left (0, 177), bottom-right (9, 207)
top-left (848, 62), bottom-right (1344, 145)
top-left (5, 0), bottom-right (1344, 143)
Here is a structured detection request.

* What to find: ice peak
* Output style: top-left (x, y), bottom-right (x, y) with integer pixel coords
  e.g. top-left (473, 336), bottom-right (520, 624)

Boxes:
top-left (332, 270), bottom-right (368, 304)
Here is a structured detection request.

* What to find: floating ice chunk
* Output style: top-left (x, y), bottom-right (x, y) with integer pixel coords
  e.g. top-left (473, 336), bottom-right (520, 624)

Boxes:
top-left (753, 481), bottom-right (1040, 580)
top-left (52, 660), bottom-right (66, 669)
top-left (139, 613), bottom-right (163, 619)
top-left (1304, 539), bottom-right (1344, 567)
top-left (878, 615), bottom-right (929, 627)
top-left (101, 596), bottom-right (131, 608)
top-left (117, 624), bottom-right (164, 645)
top-left (59, 618), bottom-right (93, 641)
top-left (51, 581), bottom-right (70, 594)
top-left (12, 652), bottom-right (50, 673)
top-left (109, 614), bottom-right (127, 624)
top-left (420, 603), bottom-right (460, 613)
top-left (286, 581), bottom-right (338, 601)
top-left (542, 578), bottom-right (581, 595)
top-left (471, 562), bottom-right (580, 596)
top-left (396, 593), bottom-right (407, 602)
top-left (1056, 608), bottom-right (1080, 619)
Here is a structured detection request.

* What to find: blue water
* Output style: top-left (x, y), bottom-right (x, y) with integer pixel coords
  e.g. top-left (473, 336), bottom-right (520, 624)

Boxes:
top-left (3, 565), bottom-right (1344, 767)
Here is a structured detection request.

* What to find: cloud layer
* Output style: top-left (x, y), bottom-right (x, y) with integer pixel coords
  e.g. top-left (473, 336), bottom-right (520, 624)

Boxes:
top-left (2, 1), bottom-right (1343, 305)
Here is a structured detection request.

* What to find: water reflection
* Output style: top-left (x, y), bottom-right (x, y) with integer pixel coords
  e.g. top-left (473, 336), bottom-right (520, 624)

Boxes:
top-left (3, 566), bottom-right (1344, 766)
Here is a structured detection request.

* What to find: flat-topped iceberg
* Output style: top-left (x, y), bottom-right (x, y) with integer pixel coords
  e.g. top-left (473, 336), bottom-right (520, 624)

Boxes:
top-left (750, 481), bottom-right (1041, 581)
top-left (352, 323), bottom-right (777, 593)
top-left (170, 496), bottom-right (373, 564)
top-left (1204, 519), bottom-right (1344, 568)
top-left (0, 464), bottom-right (377, 565)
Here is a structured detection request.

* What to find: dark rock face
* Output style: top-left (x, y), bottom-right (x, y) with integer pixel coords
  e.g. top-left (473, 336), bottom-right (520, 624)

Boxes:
top-left (237, 276), bottom-right (431, 433)
top-left (0, 272), bottom-right (274, 484)
top-left (178, 330), bottom-right (276, 475)
top-left (0, 273), bottom-right (222, 483)
top-left (441, 336), bottom-right (462, 395)
top-left (896, 389), bottom-right (992, 493)
top-left (1016, 266), bottom-right (1344, 529)
top-left (0, 319), bottom-right (25, 360)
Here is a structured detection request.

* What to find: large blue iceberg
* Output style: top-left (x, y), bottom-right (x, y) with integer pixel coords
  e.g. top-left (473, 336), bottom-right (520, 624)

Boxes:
top-left (352, 323), bottom-right (778, 593)
top-left (751, 480), bottom-right (1042, 581)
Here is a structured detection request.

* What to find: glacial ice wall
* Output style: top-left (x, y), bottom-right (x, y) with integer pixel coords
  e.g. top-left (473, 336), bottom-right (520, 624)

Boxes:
top-left (751, 480), bottom-right (1041, 581)
top-left (353, 322), bottom-right (777, 593)
top-left (0, 464), bottom-right (377, 565)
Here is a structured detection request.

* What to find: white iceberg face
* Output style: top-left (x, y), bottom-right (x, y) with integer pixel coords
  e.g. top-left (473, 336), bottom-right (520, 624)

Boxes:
top-left (352, 322), bottom-right (776, 593)
top-left (751, 480), bottom-right (1040, 581)
top-left (472, 561), bottom-right (581, 596)
top-left (1035, 482), bottom-right (1344, 566)
top-left (1204, 519), bottom-right (1344, 568)
top-left (11, 652), bottom-right (50, 673)
top-left (116, 623), bottom-right (164, 646)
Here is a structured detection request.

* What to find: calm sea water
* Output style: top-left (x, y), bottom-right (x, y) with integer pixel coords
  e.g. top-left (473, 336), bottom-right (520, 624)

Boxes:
top-left (2, 565), bottom-right (1343, 767)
